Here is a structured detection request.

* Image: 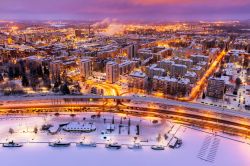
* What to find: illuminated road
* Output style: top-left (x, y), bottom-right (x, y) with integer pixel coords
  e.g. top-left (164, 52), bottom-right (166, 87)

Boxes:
top-left (123, 106), bottom-right (250, 136)
top-left (184, 50), bottom-right (227, 101)
top-left (0, 94), bottom-right (249, 118)
top-left (86, 80), bottom-right (119, 96)
top-left (0, 94), bottom-right (250, 132)
top-left (98, 50), bottom-right (227, 102)
top-left (0, 95), bottom-right (249, 137)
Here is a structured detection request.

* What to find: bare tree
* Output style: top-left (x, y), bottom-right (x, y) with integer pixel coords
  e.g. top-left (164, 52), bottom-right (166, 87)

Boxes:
top-left (34, 127), bottom-right (38, 134)
top-left (9, 128), bottom-right (14, 134)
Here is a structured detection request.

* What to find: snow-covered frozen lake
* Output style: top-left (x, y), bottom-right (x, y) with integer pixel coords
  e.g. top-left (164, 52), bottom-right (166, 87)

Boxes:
top-left (1, 128), bottom-right (250, 166)
top-left (0, 113), bottom-right (250, 166)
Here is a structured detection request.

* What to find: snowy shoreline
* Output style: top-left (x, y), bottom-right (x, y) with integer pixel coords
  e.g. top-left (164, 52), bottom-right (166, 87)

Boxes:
top-left (0, 113), bottom-right (250, 166)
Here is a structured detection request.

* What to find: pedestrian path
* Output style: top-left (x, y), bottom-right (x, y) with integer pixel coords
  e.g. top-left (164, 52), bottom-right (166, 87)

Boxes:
top-left (197, 136), bottom-right (220, 163)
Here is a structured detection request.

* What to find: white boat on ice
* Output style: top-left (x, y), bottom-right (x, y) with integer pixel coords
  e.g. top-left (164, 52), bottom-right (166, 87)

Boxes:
top-left (2, 141), bottom-right (23, 148)
top-left (128, 143), bottom-right (142, 149)
top-left (63, 122), bottom-right (96, 133)
top-left (49, 141), bottom-right (71, 147)
top-left (151, 145), bottom-right (165, 150)
top-left (105, 143), bottom-right (122, 149)
top-left (76, 142), bottom-right (97, 147)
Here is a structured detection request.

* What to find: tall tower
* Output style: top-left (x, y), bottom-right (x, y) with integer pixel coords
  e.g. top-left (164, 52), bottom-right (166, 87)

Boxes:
top-left (80, 58), bottom-right (92, 80)
top-left (106, 61), bottom-right (119, 84)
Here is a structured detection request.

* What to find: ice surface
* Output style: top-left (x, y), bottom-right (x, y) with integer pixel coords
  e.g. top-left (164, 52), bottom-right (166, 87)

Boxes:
top-left (0, 114), bottom-right (249, 166)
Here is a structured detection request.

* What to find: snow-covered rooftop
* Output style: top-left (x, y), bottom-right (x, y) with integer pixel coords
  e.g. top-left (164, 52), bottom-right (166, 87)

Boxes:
top-left (129, 71), bottom-right (147, 78)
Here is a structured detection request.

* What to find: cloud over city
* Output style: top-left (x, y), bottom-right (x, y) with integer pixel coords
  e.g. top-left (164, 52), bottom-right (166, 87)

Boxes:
top-left (0, 0), bottom-right (249, 20)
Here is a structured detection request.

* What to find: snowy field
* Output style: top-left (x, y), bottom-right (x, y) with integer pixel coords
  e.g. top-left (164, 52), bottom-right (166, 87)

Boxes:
top-left (0, 113), bottom-right (250, 166)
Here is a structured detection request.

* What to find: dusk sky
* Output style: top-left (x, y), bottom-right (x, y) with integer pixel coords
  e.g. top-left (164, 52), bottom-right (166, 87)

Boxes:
top-left (0, 0), bottom-right (250, 21)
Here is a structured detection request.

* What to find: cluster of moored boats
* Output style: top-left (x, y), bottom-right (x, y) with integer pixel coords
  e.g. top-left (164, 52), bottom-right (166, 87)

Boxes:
top-left (2, 137), bottom-right (182, 150)
top-left (48, 141), bottom-right (165, 150)
top-left (2, 140), bottom-right (181, 151)
top-left (48, 141), bottom-right (97, 147)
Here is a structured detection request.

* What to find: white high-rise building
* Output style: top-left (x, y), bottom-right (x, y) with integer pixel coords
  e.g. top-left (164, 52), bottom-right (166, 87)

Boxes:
top-left (106, 61), bottom-right (119, 83)
top-left (80, 59), bottom-right (92, 80)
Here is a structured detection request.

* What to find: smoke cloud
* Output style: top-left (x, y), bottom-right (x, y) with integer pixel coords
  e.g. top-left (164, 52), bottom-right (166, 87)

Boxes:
top-left (94, 18), bottom-right (125, 36)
